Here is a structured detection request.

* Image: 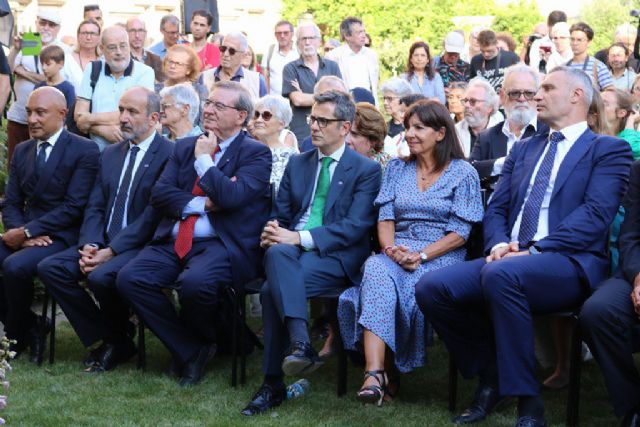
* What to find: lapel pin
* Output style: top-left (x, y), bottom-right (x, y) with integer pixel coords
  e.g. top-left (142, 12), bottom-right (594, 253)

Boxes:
top-left (338, 181), bottom-right (343, 185)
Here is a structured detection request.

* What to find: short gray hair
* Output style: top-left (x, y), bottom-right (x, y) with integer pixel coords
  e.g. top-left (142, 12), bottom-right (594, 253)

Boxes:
top-left (381, 77), bottom-right (412, 98)
top-left (548, 66), bottom-right (594, 106)
top-left (467, 77), bottom-right (499, 112)
top-left (503, 64), bottom-right (541, 92)
top-left (255, 95), bottom-right (293, 127)
top-left (296, 22), bottom-right (321, 40)
top-left (160, 15), bottom-right (180, 31)
top-left (313, 90), bottom-right (356, 122)
top-left (160, 83), bottom-right (200, 124)
top-left (211, 80), bottom-right (254, 126)
top-left (224, 31), bottom-right (248, 52)
top-left (313, 75), bottom-right (349, 95)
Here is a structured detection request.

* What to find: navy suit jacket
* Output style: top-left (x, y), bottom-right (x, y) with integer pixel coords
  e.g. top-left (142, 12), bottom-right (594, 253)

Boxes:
top-left (470, 119), bottom-right (549, 180)
top-left (484, 128), bottom-right (633, 290)
top-left (275, 146), bottom-right (382, 284)
top-left (151, 131), bottom-right (272, 284)
top-left (78, 133), bottom-right (173, 254)
top-left (619, 161), bottom-right (640, 284)
top-left (3, 129), bottom-right (100, 246)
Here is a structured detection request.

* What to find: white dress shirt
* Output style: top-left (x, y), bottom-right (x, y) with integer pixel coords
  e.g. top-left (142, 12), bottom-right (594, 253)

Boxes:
top-left (491, 116), bottom-right (538, 176)
top-left (36, 126), bottom-right (64, 162)
top-left (295, 143), bottom-right (346, 249)
top-left (170, 132), bottom-right (238, 239)
top-left (106, 132), bottom-right (155, 231)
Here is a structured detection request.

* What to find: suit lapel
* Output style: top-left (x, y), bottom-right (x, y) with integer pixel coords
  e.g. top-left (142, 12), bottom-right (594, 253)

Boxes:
top-left (301, 150), bottom-right (319, 211)
top-left (105, 141), bottom-right (131, 218)
top-left (128, 134), bottom-right (161, 205)
top-left (216, 131), bottom-right (246, 174)
top-left (31, 130), bottom-right (69, 200)
top-left (516, 133), bottom-right (549, 206)
top-left (551, 129), bottom-right (595, 200)
top-left (324, 148), bottom-right (352, 214)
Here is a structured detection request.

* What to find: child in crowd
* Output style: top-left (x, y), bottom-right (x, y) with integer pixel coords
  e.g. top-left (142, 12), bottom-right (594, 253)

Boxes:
top-left (35, 45), bottom-right (76, 120)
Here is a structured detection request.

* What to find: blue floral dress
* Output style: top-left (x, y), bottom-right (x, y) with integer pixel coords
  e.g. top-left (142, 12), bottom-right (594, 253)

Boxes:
top-left (338, 158), bottom-right (483, 372)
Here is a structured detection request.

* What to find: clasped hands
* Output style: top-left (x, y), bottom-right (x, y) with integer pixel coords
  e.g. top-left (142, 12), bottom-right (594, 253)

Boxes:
top-left (486, 242), bottom-right (529, 263)
top-left (2, 227), bottom-right (52, 250)
top-left (78, 245), bottom-right (114, 275)
top-left (385, 245), bottom-right (421, 272)
top-left (260, 220), bottom-right (301, 248)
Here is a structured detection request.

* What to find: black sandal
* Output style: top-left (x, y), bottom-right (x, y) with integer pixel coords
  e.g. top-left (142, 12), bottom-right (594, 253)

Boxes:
top-left (356, 369), bottom-right (387, 406)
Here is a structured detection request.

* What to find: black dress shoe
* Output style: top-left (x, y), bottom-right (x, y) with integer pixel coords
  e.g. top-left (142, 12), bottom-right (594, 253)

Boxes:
top-left (179, 343), bottom-right (217, 387)
top-left (241, 382), bottom-right (287, 416)
top-left (281, 341), bottom-right (324, 376)
top-left (621, 409), bottom-right (640, 427)
top-left (29, 316), bottom-right (52, 364)
top-left (453, 385), bottom-right (510, 424)
top-left (86, 341), bottom-right (136, 373)
top-left (514, 415), bottom-right (548, 427)
top-left (83, 347), bottom-right (102, 367)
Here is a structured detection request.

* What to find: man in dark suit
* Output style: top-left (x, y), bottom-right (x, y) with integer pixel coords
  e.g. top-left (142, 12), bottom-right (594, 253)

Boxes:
top-left (580, 160), bottom-right (640, 427)
top-left (415, 66), bottom-right (633, 427)
top-left (470, 64), bottom-right (549, 184)
top-left (37, 87), bottom-right (173, 371)
top-left (241, 90), bottom-right (382, 416)
top-left (1, 86), bottom-right (100, 361)
top-left (116, 81), bottom-right (272, 386)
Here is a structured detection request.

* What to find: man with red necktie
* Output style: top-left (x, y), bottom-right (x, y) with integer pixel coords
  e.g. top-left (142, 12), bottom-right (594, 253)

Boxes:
top-left (117, 81), bottom-right (272, 386)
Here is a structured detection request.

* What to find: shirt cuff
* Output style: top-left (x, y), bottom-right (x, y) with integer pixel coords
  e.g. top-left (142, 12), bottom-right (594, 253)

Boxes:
top-left (195, 154), bottom-right (215, 177)
top-left (491, 157), bottom-right (506, 177)
top-left (298, 230), bottom-right (316, 250)
top-left (182, 196), bottom-right (207, 218)
top-left (490, 242), bottom-right (509, 254)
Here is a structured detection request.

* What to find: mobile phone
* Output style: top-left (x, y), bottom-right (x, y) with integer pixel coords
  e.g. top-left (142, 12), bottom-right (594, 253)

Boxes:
top-left (21, 32), bottom-right (42, 56)
top-left (540, 45), bottom-right (552, 54)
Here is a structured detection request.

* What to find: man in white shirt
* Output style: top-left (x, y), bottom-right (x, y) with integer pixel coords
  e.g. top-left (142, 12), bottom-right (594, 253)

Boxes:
top-left (261, 20), bottom-right (299, 96)
top-left (325, 17), bottom-right (379, 103)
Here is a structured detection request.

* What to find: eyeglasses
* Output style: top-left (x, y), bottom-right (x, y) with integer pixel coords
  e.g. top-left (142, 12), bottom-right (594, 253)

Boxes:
top-left (506, 90), bottom-right (537, 101)
top-left (79, 31), bottom-right (99, 37)
top-left (104, 43), bottom-right (128, 53)
top-left (306, 115), bottom-right (343, 128)
top-left (204, 100), bottom-right (240, 112)
top-left (127, 29), bottom-right (147, 35)
top-left (299, 36), bottom-right (318, 43)
top-left (254, 111), bottom-right (273, 121)
top-left (383, 96), bottom-right (398, 103)
top-left (461, 98), bottom-right (487, 107)
top-left (220, 45), bottom-right (241, 56)
top-left (275, 31), bottom-right (291, 36)
top-left (160, 103), bottom-right (181, 110)
top-left (38, 19), bottom-right (59, 28)
top-left (552, 36), bottom-right (568, 40)
top-left (166, 60), bottom-right (188, 68)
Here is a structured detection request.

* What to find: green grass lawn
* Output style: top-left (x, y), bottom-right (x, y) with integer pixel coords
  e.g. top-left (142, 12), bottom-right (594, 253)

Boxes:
top-left (1, 320), bottom-right (620, 426)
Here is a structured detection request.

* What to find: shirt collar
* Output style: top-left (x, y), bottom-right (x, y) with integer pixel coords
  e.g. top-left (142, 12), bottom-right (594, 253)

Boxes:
top-left (130, 131), bottom-right (156, 153)
top-left (214, 66), bottom-right (245, 80)
top-left (219, 131), bottom-right (240, 152)
top-left (317, 142), bottom-right (346, 163)
top-left (502, 115), bottom-right (538, 138)
top-left (38, 127), bottom-right (63, 148)
top-left (551, 121), bottom-right (589, 144)
top-left (105, 58), bottom-right (134, 77)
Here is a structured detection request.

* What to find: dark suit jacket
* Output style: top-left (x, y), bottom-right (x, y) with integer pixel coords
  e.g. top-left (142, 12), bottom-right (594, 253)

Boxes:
top-left (151, 131), bottom-right (272, 284)
top-left (3, 129), bottom-right (100, 246)
top-left (484, 128), bottom-right (633, 290)
top-left (470, 119), bottom-right (549, 180)
top-left (78, 133), bottom-right (173, 254)
top-left (275, 146), bottom-right (382, 284)
top-left (619, 161), bottom-right (640, 284)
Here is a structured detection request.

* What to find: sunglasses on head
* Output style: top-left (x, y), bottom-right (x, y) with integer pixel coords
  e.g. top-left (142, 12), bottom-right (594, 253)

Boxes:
top-left (254, 111), bottom-right (273, 121)
top-left (220, 45), bottom-right (239, 56)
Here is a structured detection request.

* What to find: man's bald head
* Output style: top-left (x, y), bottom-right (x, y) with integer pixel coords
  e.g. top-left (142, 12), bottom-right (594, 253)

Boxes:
top-left (26, 87), bottom-right (68, 140)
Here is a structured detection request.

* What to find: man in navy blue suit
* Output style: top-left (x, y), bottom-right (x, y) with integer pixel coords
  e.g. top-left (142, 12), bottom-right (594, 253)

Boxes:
top-left (415, 66), bottom-right (633, 427)
top-left (1, 86), bottom-right (100, 362)
top-left (116, 81), bottom-right (272, 386)
top-left (242, 90), bottom-right (382, 416)
top-left (38, 87), bottom-right (173, 372)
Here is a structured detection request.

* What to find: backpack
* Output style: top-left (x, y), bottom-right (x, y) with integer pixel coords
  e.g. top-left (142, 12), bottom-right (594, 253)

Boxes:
top-left (66, 60), bottom-right (102, 137)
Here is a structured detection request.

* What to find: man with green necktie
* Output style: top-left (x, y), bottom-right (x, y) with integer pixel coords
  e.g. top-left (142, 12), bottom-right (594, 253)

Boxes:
top-left (242, 90), bottom-right (382, 416)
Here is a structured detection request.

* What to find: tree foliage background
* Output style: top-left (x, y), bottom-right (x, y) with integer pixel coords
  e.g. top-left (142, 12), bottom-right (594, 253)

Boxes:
top-left (282, 0), bottom-right (640, 83)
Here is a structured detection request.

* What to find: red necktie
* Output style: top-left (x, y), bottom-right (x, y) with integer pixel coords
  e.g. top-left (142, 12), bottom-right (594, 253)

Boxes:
top-left (174, 145), bottom-right (220, 259)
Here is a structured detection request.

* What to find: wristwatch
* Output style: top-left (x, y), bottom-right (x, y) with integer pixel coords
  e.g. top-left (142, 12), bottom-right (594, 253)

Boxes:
top-left (419, 251), bottom-right (428, 264)
top-left (23, 228), bottom-right (32, 239)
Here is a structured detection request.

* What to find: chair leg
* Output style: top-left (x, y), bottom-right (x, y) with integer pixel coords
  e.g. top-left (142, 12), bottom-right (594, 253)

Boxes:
top-left (230, 287), bottom-right (238, 387)
top-left (137, 318), bottom-right (146, 370)
top-left (38, 292), bottom-right (49, 366)
top-left (336, 324), bottom-right (347, 397)
top-left (240, 292), bottom-right (247, 386)
top-left (448, 353), bottom-right (458, 412)
top-left (48, 299), bottom-right (56, 365)
top-left (566, 318), bottom-right (582, 427)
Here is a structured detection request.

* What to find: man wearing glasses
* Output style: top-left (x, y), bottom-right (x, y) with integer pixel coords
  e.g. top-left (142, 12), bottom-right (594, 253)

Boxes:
top-left (202, 31), bottom-right (266, 99)
top-left (242, 90), bottom-right (381, 416)
top-left (261, 20), bottom-right (298, 96)
top-left (471, 65), bottom-right (549, 185)
top-left (149, 15), bottom-right (184, 60)
top-left (454, 77), bottom-right (504, 157)
top-left (282, 23), bottom-right (342, 143)
top-left (126, 18), bottom-right (165, 84)
top-left (74, 26), bottom-right (155, 151)
top-left (117, 81), bottom-right (272, 387)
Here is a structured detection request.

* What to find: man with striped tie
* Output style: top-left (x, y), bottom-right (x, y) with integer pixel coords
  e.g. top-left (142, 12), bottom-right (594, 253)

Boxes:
top-left (38, 86), bottom-right (173, 372)
top-left (415, 67), bottom-right (633, 427)
top-left (116, 81), bottom-right (272, 386)
top-left (242, 90), bottom-right (381, 416)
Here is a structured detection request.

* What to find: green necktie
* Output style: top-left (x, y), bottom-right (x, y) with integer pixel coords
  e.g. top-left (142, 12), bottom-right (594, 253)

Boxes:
top-left (304, 156), bottom-right (334, 230)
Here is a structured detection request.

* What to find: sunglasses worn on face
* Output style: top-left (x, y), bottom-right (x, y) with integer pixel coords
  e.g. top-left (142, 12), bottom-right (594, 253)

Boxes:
top-left (254, 111), bottom-right (273, 121)
top-left (506, 90), bottom-right (536, 101)
top-left (461, 98), bottom-right (486, 107)
top-left (220, 45), bottom-right (239, 56)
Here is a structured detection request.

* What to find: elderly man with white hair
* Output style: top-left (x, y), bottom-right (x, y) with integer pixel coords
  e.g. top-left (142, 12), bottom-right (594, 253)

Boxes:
top-left (455, 77), bottom-right (504, 157)
top-left (202, 31), bottom-right (266, 99)
top-left (159, 83), bottom-right (203, 140)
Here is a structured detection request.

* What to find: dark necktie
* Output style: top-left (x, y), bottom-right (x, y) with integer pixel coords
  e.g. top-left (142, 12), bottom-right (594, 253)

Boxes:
top-left (107, 146), bottom-right (140, 241)
top-left (304, 156), bottom-right (334, 230)
top-left (517, 131), bottom-right (565, 245)
top-left (36, 141), bottom-right (50, 178)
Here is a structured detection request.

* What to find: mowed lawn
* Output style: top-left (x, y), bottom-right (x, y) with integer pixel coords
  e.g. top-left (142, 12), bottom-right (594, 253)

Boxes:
top-left (2, 318), bottom-right (621, 427)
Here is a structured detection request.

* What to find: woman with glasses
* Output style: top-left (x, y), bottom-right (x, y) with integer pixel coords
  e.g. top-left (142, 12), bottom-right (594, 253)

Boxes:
top-left (159, 83), bottom-right (202, 141)
top-left (338, 100), bottom-right (483, 406)
top-left (69, 19), bottom-right (100, 76)
top-left (156, 45), bottom-right (208, 126)
top-left (400, 41), bottom-right (446, 104)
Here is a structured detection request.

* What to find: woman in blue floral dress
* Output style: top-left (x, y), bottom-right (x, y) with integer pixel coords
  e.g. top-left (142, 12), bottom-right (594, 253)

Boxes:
top-left (338, 100), bottom-right (484, 405)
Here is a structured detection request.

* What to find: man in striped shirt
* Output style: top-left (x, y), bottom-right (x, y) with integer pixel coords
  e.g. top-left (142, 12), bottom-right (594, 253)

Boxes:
top-left (567, 22), bottom-right (614, 91)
